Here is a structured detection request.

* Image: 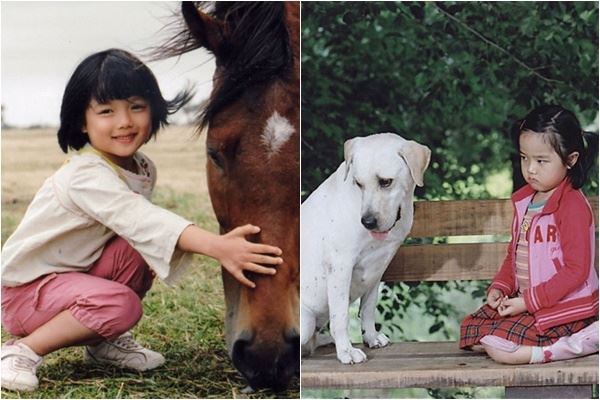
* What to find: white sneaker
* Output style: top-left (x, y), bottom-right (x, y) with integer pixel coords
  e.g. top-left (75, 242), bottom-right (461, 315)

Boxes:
top-left (84, 332), bottom-right (165, 371)
top-left (1, 340), bottom-right (43, 392)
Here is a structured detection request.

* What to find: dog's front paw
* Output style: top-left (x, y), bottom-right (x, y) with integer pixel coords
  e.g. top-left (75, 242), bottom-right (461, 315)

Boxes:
top-left (337, 346), bottom-right (367, 364)
top-left (364, 332), bottom-right (390, 348)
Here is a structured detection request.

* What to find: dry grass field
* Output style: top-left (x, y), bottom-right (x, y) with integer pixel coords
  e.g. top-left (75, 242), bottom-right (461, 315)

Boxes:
top-left (1, 126), bottom-right (212, 223)
top-left (1, 126), bottom-right (217, 254)
top-left (1, 126), bottom-right (298, 398)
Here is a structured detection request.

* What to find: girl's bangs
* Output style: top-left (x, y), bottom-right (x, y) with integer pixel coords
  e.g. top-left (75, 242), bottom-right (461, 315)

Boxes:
top-left (92, 60), bottom-right (153, 104)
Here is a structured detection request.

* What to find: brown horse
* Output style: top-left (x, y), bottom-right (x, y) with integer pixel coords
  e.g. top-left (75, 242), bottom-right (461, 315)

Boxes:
top-left (157, 1), bottom-right (299, 391)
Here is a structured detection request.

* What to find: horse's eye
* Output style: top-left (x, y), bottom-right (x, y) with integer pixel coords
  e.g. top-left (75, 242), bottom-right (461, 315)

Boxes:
top-left (379, 178), bottom-right (393, 188)
top-left (207, 148), bottom-right (225, 169)
top-left (354, 179), bottom-right (363, 189)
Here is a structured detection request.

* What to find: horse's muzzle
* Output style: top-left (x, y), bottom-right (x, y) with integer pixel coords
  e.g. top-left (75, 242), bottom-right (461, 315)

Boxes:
top-left (231, 329), bottom-right (299, 391)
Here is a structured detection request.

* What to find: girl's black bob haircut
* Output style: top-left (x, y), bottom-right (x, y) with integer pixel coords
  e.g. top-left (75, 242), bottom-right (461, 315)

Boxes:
top-left (512, 104), bottom-right (599, 189)
top-left (57, 48), bottom-right (193, 153)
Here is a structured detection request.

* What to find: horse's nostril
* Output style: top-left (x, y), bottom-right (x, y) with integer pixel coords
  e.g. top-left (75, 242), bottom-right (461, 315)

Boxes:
top-left (232, 338), bottom-right (251, 370)
top-left (285, 330), bottom-right (300, 352)
top-left (287, 332), bottom-right (300, 346)
top-left (285, 332), bottom-right (300, 375)
top-left (361, 215), bottom-right (378, 230)
top-left (232, 334), bottom-right (299, 391)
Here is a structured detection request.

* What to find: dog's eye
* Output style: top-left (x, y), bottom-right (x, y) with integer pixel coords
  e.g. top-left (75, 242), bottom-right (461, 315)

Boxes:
top-left (379, 178), bottom-right (393, 188)
top-left (354, 179), bottom-right (363, 189)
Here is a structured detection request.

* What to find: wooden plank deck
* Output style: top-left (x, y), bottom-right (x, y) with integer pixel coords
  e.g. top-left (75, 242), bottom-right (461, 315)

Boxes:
top-left (301, 342), bottom-right (599, 389)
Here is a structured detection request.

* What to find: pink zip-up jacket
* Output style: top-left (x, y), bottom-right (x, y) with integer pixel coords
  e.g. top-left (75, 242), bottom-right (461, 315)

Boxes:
top-left (490, 178), bottom-right (598, 333)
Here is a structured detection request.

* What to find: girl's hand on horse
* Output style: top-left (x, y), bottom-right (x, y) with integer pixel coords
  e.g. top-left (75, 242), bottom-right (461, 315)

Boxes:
top-left (487, 288), bottom-right (503, 309)
top-left (177, 224), bottom-right (283, 288)
top-left (218, 224), bottom-right (283, 288)
top-left (497, 296), bottom-right (527, 317)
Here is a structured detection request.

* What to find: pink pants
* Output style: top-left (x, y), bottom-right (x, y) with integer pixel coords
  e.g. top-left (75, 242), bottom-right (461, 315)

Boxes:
top-left (1, 237), bottom-right (154, 340)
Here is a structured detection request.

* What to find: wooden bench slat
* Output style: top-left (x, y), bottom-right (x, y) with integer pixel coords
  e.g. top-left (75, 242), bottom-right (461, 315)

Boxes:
top-left (411, 199), bottom-right (513, 236)
top-left (385, 241), bottom-right (600, 282)
top-left (411, 197), bottom-right (598, 237)
top-left (383, 242), bottom-right (507, 282)
top-left (302, 342), bottom-right (599, 389)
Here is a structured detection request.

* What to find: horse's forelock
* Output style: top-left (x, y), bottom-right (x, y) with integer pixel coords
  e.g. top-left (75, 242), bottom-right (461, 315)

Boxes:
top-left (203, 2), bottom-right (292, 128)
top-left (151, 2), bottom-right (295, 131)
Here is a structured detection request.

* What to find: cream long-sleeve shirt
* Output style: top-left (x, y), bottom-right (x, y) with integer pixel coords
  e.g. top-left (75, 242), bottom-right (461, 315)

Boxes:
top-left (1, 148), bottom-right (193, 287)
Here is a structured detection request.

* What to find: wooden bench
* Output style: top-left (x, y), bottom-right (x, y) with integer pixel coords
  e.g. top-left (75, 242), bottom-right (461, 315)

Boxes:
top-left (301, 197), bottom-right (599, 398)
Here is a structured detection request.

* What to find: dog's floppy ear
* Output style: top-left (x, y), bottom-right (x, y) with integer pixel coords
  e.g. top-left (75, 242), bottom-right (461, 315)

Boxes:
top-left (398, 141), bottom-right (431, 187)
top-left (343, 138), bottom-right (357, 181)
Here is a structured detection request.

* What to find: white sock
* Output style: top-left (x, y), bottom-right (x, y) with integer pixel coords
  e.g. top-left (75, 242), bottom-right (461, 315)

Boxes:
top-left (529, 322), bottom-right (599, 363)
top-left (529, 346), bottom-right (544, 363)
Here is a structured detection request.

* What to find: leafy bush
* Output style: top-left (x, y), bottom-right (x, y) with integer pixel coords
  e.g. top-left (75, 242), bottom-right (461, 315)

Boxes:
top-left (302, 1), bottom-right (599, 200)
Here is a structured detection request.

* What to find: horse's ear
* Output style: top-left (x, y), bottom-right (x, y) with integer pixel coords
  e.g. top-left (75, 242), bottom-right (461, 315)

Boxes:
top-left (182, 2), bottom-right (226, 56)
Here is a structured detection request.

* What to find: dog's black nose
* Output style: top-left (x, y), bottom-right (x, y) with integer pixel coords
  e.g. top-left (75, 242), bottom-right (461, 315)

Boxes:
top-left (361, 215), bottom-right (378, 230)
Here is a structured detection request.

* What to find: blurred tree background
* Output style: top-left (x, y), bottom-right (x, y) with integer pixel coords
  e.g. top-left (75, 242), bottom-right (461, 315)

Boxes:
top-left (301, 3), bottom-right (598, 398)
top-left (302, 1), bottom-right (598, 200)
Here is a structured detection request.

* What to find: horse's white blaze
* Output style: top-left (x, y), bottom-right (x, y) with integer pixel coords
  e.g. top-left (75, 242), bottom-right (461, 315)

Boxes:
top-left (261, 111), bottom-right (294, 157)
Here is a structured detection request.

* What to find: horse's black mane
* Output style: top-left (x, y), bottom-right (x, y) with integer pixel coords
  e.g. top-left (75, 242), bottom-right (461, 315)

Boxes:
top-left (156, 2), bottom-right (292, 128)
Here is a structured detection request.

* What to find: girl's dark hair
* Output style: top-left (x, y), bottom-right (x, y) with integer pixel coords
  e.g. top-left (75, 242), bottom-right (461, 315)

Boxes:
top-left (511, 104), bottom-right (599, 189)
top-left (57, 48), bottom-right (193, 153)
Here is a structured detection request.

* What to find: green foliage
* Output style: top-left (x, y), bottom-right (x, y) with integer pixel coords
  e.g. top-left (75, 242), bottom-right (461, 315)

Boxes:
top-left (375, 280), bottom-right (489, 342)
top-left (427, 387), bottom-right (503, 399)
top-left (302, 386), bottom-right (504, 399)
top-left (377, 281), bottom-right (475, 340)
top-left (302, 1), bottom-right (599, 200)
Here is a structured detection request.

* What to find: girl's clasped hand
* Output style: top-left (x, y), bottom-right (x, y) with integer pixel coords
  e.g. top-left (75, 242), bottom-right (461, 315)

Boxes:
top-left (497, 297), bottom-right (526, 317)
top-left (487, 289), bottom-right (527, 317)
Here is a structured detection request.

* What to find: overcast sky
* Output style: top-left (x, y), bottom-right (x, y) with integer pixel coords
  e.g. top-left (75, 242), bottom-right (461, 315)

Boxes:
top-left (1, 1), bottom-right (215, 127)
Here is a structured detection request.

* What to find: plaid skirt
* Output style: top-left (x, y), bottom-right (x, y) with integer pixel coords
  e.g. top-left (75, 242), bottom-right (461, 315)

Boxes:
top-left (459, 304), bottom-right (597, 349)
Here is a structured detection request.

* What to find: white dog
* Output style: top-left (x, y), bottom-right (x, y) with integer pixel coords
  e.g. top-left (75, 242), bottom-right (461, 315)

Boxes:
top-left (300, 133), bottom-right (431, 364)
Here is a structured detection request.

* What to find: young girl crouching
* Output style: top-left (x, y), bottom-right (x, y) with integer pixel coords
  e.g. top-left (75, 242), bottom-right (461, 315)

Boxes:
top-left (460, 105), bottom-right (599, 364)
top-left (1, 49), bottom-right (283, 392)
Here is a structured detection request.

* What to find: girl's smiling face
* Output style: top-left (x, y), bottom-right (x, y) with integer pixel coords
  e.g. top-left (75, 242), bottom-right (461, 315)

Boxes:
top-left (83, 96), bottom-right (151, 170)
top-left (519, 131), bottom-right (578, 197)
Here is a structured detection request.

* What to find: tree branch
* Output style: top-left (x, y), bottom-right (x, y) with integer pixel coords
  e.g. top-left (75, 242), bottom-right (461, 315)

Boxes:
top-left (433, 3), bottom-right (566, 85)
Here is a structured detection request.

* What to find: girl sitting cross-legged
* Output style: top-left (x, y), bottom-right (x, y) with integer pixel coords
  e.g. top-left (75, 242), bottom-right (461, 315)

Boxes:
top-left (460, 104), bottom-right (599, 364)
